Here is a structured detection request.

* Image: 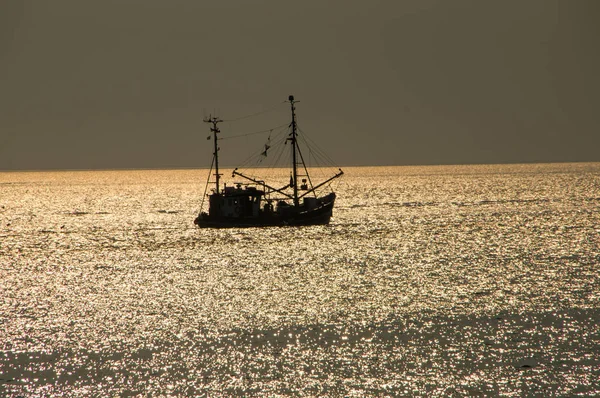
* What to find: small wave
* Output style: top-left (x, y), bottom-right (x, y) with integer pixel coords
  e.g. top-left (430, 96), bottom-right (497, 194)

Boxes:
top-left (68, 211), bottom-right (89, 216)
top-left (384, 201), bottom-right (437, 208)
top-left (453, 198), bottom-right (554, 207)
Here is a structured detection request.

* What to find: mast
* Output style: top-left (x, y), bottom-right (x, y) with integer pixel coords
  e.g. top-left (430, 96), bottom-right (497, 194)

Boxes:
top-left (204, 115), bottom-right (223, 194)
top-left (288, 95), bottom-right (299, 207)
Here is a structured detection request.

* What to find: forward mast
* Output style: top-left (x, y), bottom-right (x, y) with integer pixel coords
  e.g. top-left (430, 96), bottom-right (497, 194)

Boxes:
top-left (204, 115), bottom-right (222, 195)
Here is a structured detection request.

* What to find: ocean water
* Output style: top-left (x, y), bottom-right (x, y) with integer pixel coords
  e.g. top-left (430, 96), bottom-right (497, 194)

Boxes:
top-left (1, 163), bottom-right (599, 397)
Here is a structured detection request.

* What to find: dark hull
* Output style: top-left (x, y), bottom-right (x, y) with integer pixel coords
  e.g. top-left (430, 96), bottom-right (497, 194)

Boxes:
top-left (195, 193), bottom-right (336, 228)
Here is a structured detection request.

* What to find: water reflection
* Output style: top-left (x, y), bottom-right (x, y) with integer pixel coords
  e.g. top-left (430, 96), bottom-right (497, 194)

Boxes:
top-left (1, 164), bottom-right (599, 396)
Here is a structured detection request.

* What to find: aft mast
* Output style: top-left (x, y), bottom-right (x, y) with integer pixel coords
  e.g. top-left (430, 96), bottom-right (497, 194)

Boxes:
top-left (204, 115), bottom-right (223, 194)
top-left (288, 95), bottom-right (300, 207)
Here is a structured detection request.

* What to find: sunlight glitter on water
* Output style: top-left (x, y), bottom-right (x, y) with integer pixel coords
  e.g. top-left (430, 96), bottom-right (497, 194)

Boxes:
top-left (1, 164), bottom-right (599, 396)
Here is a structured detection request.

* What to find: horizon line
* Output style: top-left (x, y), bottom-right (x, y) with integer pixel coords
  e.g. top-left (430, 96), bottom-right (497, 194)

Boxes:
top-left (1, 160), bottom-right (599, 173)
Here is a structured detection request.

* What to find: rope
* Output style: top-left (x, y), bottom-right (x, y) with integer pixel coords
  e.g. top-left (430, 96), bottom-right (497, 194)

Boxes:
top-left (298, 127), bottom-right (339, 167)
top-left (220, 123), bottom-right (288, 141)
top-left (199, 155), bottom-right (215, 214)
top-left (235, 124), bottom-right (290, 169)
top-left (222, 101), bottom-right (286, 122)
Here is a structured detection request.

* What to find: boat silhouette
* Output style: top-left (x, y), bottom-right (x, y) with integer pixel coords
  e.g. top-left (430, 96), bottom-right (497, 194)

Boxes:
top-left (194, 95), bottom-right (343, 228)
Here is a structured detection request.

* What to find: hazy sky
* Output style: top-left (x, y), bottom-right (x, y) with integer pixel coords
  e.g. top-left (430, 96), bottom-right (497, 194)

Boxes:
top-left (1, 0), bottom-right (599, 170)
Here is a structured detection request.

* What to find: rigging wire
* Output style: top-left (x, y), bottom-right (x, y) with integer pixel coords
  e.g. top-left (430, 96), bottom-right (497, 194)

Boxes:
top-left (229, 121), bottom-right (342, 199)
top-left (199, 155), bottom-right (215, 214)
top-left (219, 123), bottom-right (289, 141)
top-left (296, 129), bottom-right (342, 193)
top-left (298, 133), bottom-right (334, 168)
top-left (269, 133), bottom-right (289, 170)
top-left (197, 100), bottom-right (343, 210)
top-left (236, 125), bottom-right (289, 169)
top-left (222, 101), bottom-right (286, 122)
top-left (297, 127), bottom-right (339, 167)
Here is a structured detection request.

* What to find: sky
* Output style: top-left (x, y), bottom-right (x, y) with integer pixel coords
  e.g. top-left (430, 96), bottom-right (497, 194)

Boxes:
top-left (1, 0), bottom-right (599, 170)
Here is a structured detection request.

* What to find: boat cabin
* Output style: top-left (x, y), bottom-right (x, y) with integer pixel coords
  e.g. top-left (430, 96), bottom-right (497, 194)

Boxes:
top-left (209, 184), bottom-right (267, 218)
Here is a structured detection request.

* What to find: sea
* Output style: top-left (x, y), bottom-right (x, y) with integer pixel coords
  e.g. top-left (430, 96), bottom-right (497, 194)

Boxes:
top-left (1, 163), bottom-right (599, 397)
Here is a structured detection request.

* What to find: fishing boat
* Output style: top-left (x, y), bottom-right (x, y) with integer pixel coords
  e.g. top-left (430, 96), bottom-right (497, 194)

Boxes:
top-left (194, 95), bottom-right (343, 228)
